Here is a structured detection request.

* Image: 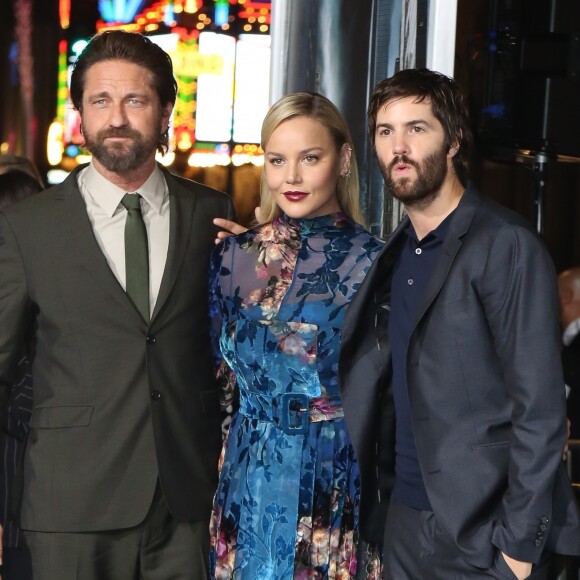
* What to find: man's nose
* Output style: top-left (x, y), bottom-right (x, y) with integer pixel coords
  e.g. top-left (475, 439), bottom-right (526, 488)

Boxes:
top-left (392, 133), bottom-right (409, 156)
top-left (108, 102), bottom-right (129, 127)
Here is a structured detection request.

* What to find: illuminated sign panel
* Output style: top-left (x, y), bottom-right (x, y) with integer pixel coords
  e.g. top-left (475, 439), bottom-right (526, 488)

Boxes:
top-left (195, 32), bottom-right (236, 143)
top-left (233, 34), bottom-right (270, 144)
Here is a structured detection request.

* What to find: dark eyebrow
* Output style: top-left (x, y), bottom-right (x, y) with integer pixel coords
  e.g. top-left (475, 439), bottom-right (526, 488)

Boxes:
top-left (86, 91), bottom-right (150, 100)
top-left (376, 119), bottom-right (433, 131)
top-left (87, 91), bottom-right (111, 100)
top-left (405, 119), bottom-right (432, 127)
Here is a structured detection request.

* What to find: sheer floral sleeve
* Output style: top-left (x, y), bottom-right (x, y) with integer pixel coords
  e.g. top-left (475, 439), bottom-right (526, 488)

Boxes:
top-left (208, 241), bottom-right (237, 412)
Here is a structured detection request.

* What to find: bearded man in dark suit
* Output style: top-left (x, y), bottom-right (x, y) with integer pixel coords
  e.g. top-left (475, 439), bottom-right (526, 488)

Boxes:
top-left (0, 30), bottom-right (235, 579)
top-left (339, 68), bottom-right (580, 580)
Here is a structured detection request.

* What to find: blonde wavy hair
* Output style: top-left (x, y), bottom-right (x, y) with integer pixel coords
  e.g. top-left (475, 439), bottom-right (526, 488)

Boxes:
top-left (257, 92), bottom-right (364, 225)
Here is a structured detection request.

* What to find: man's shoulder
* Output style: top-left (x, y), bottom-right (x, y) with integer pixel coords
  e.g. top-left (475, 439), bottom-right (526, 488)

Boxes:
top-left (463, 184), bottom-right (538, 242)
top-left (1, 176), bottom-right (76, 226)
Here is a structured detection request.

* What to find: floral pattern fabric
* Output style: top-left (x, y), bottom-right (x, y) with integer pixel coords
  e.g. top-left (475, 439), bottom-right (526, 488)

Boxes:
top-left (209, 213), bottom-right (383, 579)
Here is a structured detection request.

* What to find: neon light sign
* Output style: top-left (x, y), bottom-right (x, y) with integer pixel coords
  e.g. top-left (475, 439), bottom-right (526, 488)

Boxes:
top-left (98, 0), bottom-right (146, 23)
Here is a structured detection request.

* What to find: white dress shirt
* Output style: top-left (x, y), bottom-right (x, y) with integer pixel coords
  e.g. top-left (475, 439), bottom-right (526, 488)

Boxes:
top-left (563, 317), bottom-right (580, 347)
top-left (78, 163), bottom-right (170, 315)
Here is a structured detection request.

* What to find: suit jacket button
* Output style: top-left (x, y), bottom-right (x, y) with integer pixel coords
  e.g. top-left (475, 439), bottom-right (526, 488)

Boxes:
top-left (151, 390), bottom-right (161, 400)
top-left (539, 524), bottom-right (548, 532)
top-left (534, 539), bottom-right (542, 546)
top-left (540, 516), bottom-right (549, 524)
top-left (146, 335), bottom-right (157, 344)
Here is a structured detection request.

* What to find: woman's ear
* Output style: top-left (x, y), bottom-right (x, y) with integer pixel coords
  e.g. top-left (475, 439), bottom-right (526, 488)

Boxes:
top-left (340, 143), bottom-right (353, 176)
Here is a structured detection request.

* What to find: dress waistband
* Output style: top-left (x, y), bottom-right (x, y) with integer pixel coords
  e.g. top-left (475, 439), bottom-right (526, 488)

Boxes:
top-left (239, 391), bottom-right (344, 435)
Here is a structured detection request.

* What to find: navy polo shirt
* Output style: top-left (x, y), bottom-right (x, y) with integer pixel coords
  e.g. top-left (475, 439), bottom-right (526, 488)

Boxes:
top-left (388, 212), bottom-right (454, 511)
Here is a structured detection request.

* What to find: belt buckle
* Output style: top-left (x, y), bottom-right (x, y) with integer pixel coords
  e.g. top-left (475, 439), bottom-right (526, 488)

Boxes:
top-left (280, 393), bottom-right (309, 435)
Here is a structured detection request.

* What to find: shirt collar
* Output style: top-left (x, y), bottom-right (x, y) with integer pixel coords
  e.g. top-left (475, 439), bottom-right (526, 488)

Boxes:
top-left (82, 163), bottom-right (167, 217)
top-left (563, 317), bottom-right (580, 346)
top-left (405, 208), bottom-right (456, 245)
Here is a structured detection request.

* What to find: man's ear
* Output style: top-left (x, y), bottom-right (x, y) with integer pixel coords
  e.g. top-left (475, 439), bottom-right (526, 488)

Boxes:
top-left (161, 104), bottom-right (173, 130)
top-left (448, 132), bottom-right (461, 159)
top-left (560, 286), bottom-right (574, 307)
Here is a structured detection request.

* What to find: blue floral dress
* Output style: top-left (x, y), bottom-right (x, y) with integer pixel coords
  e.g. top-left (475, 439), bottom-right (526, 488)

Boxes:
top-left (208, 212), bottom-right (383, 579)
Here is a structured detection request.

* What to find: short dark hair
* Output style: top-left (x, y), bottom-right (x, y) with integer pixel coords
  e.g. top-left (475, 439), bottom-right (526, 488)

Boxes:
top-left (367, 68), bottom-right (472, 185)
top-left (70, 30), bottom-right (178, 154)
top-left (0, 169), bottom-right (43, 211)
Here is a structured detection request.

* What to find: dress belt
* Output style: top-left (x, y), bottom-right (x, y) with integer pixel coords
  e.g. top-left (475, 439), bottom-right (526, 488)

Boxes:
top-left (239, 391), bottom-right (344, 435)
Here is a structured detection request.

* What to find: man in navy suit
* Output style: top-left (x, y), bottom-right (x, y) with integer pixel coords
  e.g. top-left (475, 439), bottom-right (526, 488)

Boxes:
top-left (339, 68), bottom-right (580, 579)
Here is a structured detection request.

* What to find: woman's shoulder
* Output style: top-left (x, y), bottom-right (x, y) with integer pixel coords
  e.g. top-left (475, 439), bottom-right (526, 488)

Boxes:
top-left (347, 219), bottom-right (385, 248)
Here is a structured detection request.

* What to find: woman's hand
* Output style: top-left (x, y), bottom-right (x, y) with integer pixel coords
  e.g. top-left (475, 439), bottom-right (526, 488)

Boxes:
top-left (213, 218), bottom-right (248, 244)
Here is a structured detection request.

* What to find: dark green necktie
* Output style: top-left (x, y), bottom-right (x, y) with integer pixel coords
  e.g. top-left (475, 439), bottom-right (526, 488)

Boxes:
top-left (121, 193), bottom-right (150, 321)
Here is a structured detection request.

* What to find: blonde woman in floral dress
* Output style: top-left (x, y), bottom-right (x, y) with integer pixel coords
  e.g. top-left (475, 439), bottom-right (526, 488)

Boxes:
top-left (209, 92), bottom-right (383, 579)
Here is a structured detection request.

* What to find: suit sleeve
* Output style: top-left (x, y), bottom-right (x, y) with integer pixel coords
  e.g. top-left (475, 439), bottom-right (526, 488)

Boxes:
top-left (0, 212), bottom-right (34, 417)
top-left (481, 224), bottom-right (566, 563)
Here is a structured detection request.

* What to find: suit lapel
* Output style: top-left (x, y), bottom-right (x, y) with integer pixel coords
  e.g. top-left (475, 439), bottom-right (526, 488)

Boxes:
top-left (56, 167), bottom-right (141, 319)
top-left (412, 184), bottom-right (482, 327)
top-left (151, 170), bottom-right (195, 322)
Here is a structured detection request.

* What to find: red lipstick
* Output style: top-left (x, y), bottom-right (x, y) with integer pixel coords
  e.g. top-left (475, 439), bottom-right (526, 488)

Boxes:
top-left (283, 191), bottom-right (309, 202)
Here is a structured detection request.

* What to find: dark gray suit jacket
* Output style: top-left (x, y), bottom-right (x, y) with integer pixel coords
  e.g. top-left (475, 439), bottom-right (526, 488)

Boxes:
top-left (0, 164), bottom-right (235, 532)
top-left (339, 184), bottom-right (580, 568)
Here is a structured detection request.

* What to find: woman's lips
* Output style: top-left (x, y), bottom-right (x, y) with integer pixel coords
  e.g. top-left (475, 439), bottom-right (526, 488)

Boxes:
top-left (283, 191), bottom-right (309, 201)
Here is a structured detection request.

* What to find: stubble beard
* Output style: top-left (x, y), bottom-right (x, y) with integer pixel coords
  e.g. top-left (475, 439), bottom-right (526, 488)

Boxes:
top-left (82, 123), bottom-right (161, 174)
top-left (379, 144), bottom-right (449, 209)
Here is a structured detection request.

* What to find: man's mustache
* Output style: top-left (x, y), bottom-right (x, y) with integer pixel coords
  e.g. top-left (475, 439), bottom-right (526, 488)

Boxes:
top-left (389, 154), bottom-right (418, 172)
top-left (97, 128), bottom-right (141, 140)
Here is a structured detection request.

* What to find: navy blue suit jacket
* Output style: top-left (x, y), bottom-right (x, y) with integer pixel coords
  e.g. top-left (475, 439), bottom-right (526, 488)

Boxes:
top-left (339, 184), bottom-right (580, 567)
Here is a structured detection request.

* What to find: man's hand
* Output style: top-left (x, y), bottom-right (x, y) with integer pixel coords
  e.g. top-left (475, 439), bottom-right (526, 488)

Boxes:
top-left (213, 218), bottom-right (248, 244)
top-left (502, 552), bottom-right (532, 579)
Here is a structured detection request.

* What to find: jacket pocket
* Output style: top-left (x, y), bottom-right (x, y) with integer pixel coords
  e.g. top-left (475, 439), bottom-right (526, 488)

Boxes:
top-left (29, 405), bottom-right (93, 429)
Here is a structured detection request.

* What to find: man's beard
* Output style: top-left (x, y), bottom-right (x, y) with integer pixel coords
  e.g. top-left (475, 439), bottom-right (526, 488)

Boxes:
top-left (380, 144), bottom-right (449, 208)
top-left (82, 125), bottom-right (161, 173)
